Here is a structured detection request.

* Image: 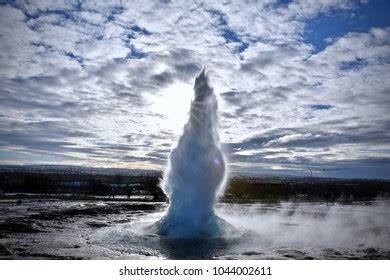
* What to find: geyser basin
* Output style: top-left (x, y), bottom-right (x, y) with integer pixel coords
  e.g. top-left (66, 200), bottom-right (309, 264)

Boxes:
top-left (154, 67), bottom-right (233, 238)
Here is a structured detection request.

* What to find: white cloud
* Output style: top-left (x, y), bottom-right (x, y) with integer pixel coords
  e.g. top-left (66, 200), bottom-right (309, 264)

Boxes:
top-left (0, 0), bottom-right (389, 177)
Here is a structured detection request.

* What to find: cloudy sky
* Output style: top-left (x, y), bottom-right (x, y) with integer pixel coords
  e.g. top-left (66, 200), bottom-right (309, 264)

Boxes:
top-left (0, 0), bottom-right (389, 178)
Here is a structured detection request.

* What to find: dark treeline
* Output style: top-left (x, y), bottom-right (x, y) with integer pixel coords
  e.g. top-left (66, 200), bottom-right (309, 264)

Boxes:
top-left (0, 168), bottom-right (166, 201)
top-left (1, 167), bottom-right (389, 202)
top-left (224, 176), bottom-right (390, 201)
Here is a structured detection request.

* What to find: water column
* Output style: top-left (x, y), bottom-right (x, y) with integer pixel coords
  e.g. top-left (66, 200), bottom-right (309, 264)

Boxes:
top-left (156, 67), bottom-right (230, 237)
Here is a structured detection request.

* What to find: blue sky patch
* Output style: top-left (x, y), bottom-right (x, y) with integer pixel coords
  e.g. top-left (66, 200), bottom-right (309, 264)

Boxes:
top-left (64, 51), bottom-right (84, 66)
top-left (304, 0), bottom-right (390, 52)
top-left (107, 6), bottom-right (125, 21)
top-left (125, 46), bottom-right (146, 59)
top-left (340, 58), bottom-right (368, 71)
top-left (208, 9), bottom-right (248, 54)
top-left (309, 104), bottom-right (333, 111)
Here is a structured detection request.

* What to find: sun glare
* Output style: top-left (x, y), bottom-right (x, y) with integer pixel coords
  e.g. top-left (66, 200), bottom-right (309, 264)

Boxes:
top-left (152, 82), bottom-right (193, 134)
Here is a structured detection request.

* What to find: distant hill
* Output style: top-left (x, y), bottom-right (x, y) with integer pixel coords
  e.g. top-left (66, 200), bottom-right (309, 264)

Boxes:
top-left (0, 164), bottom-right (162, 176)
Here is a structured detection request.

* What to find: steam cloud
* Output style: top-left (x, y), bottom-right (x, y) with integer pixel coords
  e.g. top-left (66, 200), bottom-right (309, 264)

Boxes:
top-left (155, 67), bottom-right (232, 238)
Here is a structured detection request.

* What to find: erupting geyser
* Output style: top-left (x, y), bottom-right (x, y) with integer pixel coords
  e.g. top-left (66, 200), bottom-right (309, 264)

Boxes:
top-left (155, 67), bottom-right (232, 238)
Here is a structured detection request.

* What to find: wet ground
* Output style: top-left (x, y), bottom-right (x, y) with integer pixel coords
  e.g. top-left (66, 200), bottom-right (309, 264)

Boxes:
top-left (0, 197), bottom-right (389, 259)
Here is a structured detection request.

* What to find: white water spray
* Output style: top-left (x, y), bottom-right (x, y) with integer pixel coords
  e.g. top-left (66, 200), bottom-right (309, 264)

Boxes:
top-left (155, 67), bottom-right (232, 238)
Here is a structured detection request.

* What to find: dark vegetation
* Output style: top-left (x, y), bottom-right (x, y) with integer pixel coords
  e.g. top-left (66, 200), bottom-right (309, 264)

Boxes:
top-left (0, 166), bottom-right (166, 201)
top-left (0, 166), bottom-right (389, 202)
top-left (224, 175), bottom-right (390, 202)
